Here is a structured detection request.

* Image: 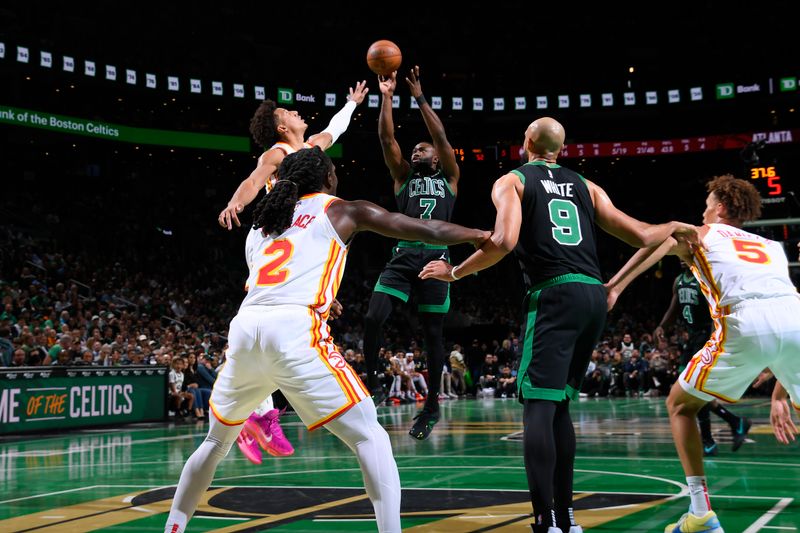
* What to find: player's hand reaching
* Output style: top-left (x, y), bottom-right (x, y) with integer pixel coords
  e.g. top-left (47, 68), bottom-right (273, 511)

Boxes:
top-left (404, 65), bottom-right (422, 98)
top-left (770, 396), bottom-right (798, 445)
top-left (378, 72), bottom-right (397, 96)
top-left (219, 203), bottom-right (244, 230)
top-left (329, 298), bottom-right (344, 320)
top-left (473, 230), bottom-right (492, 249)
top-left (671, 223), bottom-right (705, 250)
top-left (348, 80), bottom-right (369, 105)
top-left (604, 284), bottom-right (620, 311)
top-left (753, 369), bottom-right (774, 389)
top-left (419, 259), bottom-right (456, 282)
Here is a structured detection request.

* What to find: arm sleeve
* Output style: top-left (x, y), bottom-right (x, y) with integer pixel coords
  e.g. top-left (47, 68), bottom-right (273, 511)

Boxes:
top-left (321, 100), bottom-right (358, 144)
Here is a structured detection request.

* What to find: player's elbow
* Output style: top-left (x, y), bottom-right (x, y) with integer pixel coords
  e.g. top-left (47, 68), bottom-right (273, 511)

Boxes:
top-left (491, 232), bottom-right (517, 254)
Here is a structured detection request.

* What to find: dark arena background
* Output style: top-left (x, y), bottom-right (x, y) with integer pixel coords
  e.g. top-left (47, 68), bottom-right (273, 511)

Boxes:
top-left (1, 2), bottom-right (799, 532)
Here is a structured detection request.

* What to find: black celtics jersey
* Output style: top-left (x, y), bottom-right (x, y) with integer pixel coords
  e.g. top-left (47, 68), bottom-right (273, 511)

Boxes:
top-left (395, 169), bottom-right (455, 223)
top-left (674, 270), bottom-right (712, 335)
top-left (511, 161), bottom-right (602, 288)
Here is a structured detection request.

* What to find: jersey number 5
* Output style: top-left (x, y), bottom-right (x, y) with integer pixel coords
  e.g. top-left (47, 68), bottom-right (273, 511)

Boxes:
top-left (256, 240), bottom-right (294, 286)
top-left (732, 239), bottom-right (770, 264)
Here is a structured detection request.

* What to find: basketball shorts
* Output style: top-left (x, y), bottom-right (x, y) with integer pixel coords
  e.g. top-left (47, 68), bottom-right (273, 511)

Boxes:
top-left (680, 294), bottom-right (800, 408)
top-left (374, 244), bottom-right (450, 313)
top-left (517, 279), bottom-right (607, 401)
top-left (209, 305), bottom-right (369, 430)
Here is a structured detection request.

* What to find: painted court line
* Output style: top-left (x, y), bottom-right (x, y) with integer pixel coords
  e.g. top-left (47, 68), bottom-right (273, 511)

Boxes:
top-left (0, 485), bottom-right (98, 505)
top-left (742, 498), bottom-right (794, 533)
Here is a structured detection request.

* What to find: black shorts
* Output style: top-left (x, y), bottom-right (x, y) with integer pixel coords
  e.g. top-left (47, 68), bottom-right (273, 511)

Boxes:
top-left (373, 243), bottom-right (450, 313)
top-left (679, 329), bottom-right (713, 368)
top-left (518, 278), bottom-right (607, 401)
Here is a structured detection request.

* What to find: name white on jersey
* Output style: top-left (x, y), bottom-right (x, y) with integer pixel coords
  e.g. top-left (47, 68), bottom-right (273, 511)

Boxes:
top-left (240, 193), bottom-right (346, 315)
top-left (691, 223), bottom-right (796, 313)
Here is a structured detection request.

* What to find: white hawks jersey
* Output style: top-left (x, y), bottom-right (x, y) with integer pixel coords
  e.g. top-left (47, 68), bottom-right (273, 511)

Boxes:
top-left (240, 193), bottom-right (346, 316)
top-left (264, 142), bottom-right (313, 192)
top-left (690, 223), bottom-right (796, 315)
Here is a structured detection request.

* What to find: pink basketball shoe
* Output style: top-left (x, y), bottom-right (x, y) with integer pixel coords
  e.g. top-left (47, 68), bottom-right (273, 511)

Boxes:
top-left (244, 409), bottom-right (295, 457)
top-left (236, 429), bottom-right (262, 465)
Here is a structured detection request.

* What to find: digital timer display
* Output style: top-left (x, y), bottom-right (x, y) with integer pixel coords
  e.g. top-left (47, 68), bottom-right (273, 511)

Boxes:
top-left (749, 166), bottom-right (783, 196)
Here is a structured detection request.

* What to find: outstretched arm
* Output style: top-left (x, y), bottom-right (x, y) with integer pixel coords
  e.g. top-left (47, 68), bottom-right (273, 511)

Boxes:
top-left (605, 238), bottom-right (684, 310)
top-left (218, 150), bottom-right (281, 230)
top-left (308, 80), bottom-right (368, 149)
top-left (377, 72), bottom-right (411, 184)
top-left (420, 173), bottom-right (520, 282)
top-left (405, 66), bottom-right (460, 191)
top-left (588, 179), bottom-right (701, 248)
top-left (327, 199), bottom-right (488, 248)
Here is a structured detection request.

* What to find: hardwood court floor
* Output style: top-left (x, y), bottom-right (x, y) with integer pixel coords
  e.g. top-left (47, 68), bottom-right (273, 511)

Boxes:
top-left (0, 396), bottom-right (797, 532)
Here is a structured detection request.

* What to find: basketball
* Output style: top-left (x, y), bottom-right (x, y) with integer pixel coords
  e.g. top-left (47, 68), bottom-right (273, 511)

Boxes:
top-left (366, 40), bottom-right (402, 76)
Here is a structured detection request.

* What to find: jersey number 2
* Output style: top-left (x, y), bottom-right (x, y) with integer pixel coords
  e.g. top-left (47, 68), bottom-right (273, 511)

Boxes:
top-left (256, 240), bottom-right (294, 286)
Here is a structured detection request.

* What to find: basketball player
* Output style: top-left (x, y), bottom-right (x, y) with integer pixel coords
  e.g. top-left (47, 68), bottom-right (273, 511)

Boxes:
top-left (364, 65), bottom-right (459, 440)
top-left (218, 81), bottom-right (368, 463)
top-left (164, 147), bottom-right (489, 533)
top-left (656, 263), bottom-right (751, 456)
top-left (420, 117), bottom-right (701, 533)
top-left (605, 174), bottom-right (800, 533)
top-left (218, 80), bottom-right (369, 229)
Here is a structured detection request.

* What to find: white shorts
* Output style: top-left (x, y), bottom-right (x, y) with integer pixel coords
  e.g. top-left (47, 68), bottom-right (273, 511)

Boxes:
top-left (680, 294), bottom-right (800, 408)
top-left (209, 305), bottom-right (369, 430)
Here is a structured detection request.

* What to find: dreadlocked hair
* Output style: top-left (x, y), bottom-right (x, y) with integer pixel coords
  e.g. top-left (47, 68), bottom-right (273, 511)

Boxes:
top-left (706, 173), bottom-right (762, 222)
top-left (251, 146), bottom-right (331, 235)
top-left (249, 99), bottom-right (278, 149)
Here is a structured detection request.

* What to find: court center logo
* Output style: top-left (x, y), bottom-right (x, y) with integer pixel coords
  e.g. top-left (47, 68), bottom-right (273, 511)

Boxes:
top-left (107, 486), bottom-right (665, 531)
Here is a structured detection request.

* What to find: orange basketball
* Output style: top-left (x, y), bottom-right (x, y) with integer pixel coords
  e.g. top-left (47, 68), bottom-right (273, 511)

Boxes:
top-left (366, 40), bottom-right (402, 76)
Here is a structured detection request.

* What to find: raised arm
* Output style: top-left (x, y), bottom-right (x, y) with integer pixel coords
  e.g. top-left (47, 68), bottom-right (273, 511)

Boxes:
top-left (405, 66), bottom-right (460, 192)
top-left (377, 72), bottom-right (411, 185)
top-left (308, 80), bottom-right (368, 149)
top-left (420, 173), bottom-right (521, 282)
top-left (218, 150), bottom-right (282, 230)
top-left (588, 179), bottom-right (700, 248)
top-left (327, 199), bottom-right (488, 248)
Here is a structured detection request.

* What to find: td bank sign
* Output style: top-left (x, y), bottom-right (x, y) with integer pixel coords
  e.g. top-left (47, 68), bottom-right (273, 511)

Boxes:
top-left (716, 82), bottom-right (762, 99)
top-left (277, 88), bottom-right (316, 104)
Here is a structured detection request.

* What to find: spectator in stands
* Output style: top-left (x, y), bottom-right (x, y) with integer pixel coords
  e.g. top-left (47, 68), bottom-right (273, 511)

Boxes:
top-left (168, 355), bottom-right (194, 417)
top-left (0, 327), bottom-right (14, 366)
top-left (623, 350), bottom-right (649, 397)
top-left (495, 364), bottom-right (517, 398)
top-left (449, 344), bottom-right (467, 397)
top-left (196, 353), bottom-right (218, 389)
top-left (9, 348), bottom-right (26, 367)
top-left (183, 352), bottom-right (208, 420)
top-left (48, 334), bottom-right (71, 364)
top-left (479, 353), bottom-right (499, 392)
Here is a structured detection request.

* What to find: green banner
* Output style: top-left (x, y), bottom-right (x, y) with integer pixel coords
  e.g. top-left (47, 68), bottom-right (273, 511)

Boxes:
top-left (0, 105), bottom-right (250, 152)
top-left (0, 366), bottom-right (167, 434)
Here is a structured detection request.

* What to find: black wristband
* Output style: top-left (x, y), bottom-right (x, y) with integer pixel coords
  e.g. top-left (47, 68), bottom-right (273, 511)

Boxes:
top-left (415, 94), bottom-right (427, 106)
